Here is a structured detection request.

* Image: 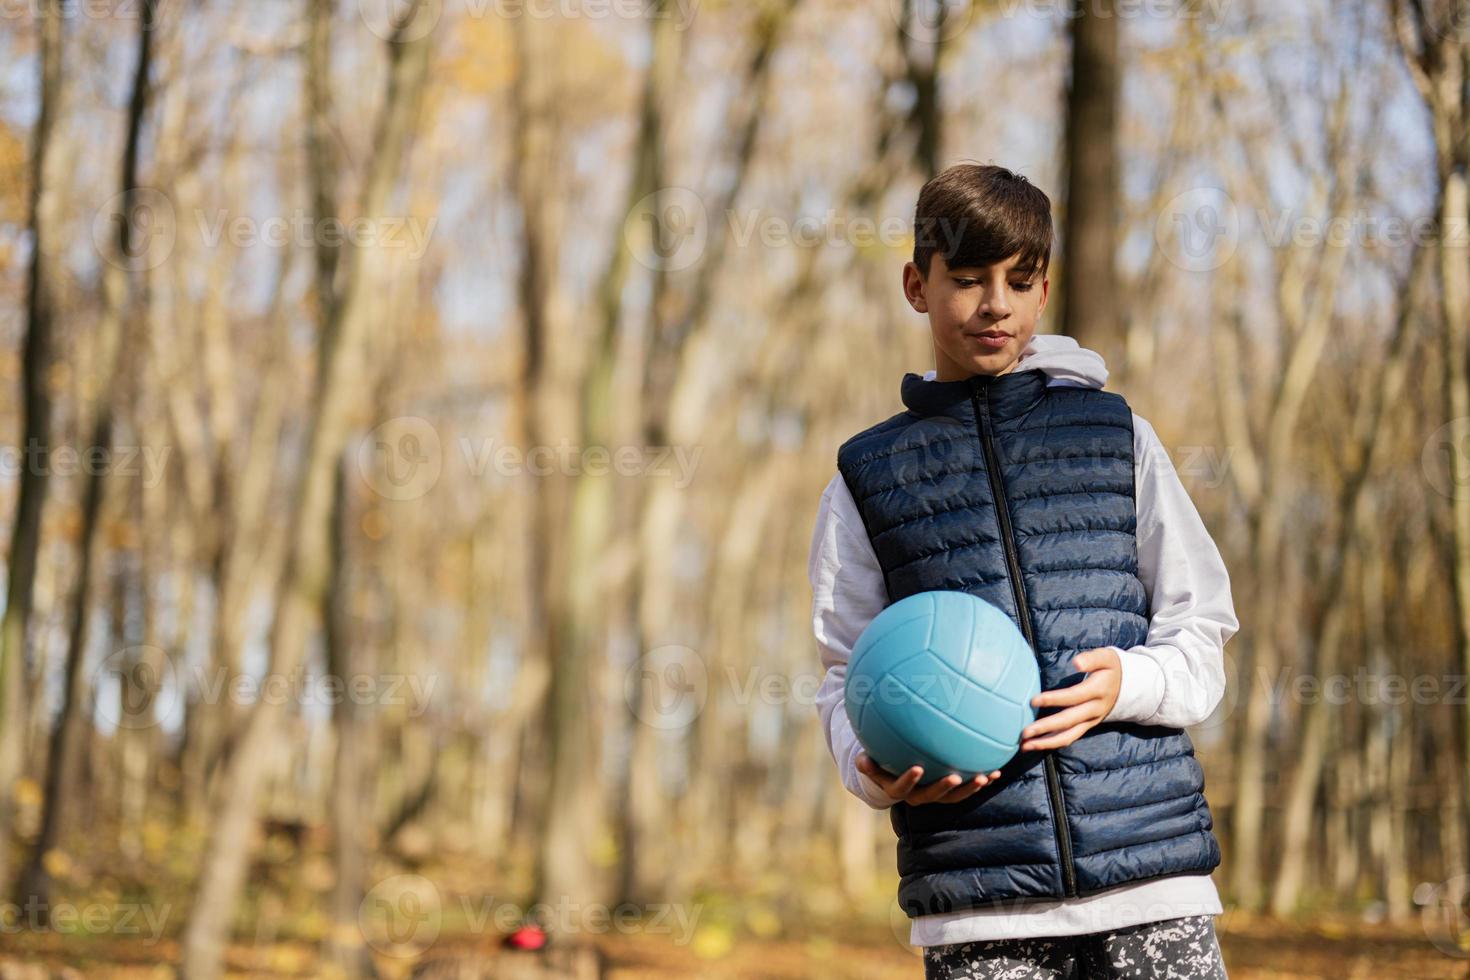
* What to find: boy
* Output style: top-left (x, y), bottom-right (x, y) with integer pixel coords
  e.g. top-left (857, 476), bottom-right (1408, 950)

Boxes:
top-left (809, 164), bottom-right (1237, 978)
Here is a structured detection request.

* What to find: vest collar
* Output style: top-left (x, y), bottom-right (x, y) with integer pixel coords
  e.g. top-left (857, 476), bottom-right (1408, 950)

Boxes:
top-left (901, 367), bottom-right (1049, 422)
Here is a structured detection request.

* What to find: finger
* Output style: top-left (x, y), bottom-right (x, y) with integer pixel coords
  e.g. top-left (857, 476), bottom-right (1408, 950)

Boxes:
top-left (1032, 684), bottom-right (1092, 708)
top-left (938, 773), bottom-right (989, 803)
top-left (858, 753), bottom-right (914, 791)
top-left (907, 773), bottom-right (962, 804)
top-left (907, 773), bottom-right (964, 805)
top-left (946, 769), bottom-right (1005, 799)
top-left (935, 770), bottom-right (1006, 805)
top-left (1022, 702), bottom-right (1102, 741)
top-left (856, 752), bottom-right (895, 784)
top-left (1022, 720), bottom-right (1095, 752)
top-left (888, 765), bottom-right (925, 798)
top-left (1071, 650), bottom-right (1104, 672)
top-left (1033, 675), bottom-right (1106, 708)
top-left (1074, 647), bottom-right (1119, 672)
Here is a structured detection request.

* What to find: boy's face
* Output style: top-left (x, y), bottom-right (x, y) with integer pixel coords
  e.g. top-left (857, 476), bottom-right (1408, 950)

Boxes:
top-left (903, 251), bottom-right (1049, 382)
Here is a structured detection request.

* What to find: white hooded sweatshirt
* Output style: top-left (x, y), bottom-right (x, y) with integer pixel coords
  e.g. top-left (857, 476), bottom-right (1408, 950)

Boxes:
top-left (808, 334), bottom-right (1238, 946)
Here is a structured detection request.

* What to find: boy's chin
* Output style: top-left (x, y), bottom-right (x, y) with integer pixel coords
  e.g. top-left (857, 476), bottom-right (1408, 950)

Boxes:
top-left (966, 350), bottom-right (1023, 376)
top-left (934, 339), bottom-right (1026, 379)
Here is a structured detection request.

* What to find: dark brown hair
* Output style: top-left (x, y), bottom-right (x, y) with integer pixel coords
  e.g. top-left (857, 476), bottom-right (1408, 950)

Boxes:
top-left (912, 163), bottom-right (1053, 280)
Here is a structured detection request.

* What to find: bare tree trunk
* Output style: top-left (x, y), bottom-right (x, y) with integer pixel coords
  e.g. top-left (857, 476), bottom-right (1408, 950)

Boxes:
top-left (1271, 522), bottom-right (1357, 915)
top-left (1269, 240), bottom-right (1427, 914)
top-left (1327, 739), bottom-right (1358, 900)
top-left (0, 0), bottom-right (64, 896)
top-left (179, 300), bottom-right (293, 828)
top-left (1219, 75), bottom-right (1356, 907)
top-left (324, 450), bottom-right (377, 979)
top-left (1365, 670), bottom-right (1393, 904)
top-left (623, 0), bottom-right (822, 902)
top-left (896, 0), bottom-right (959, 178)
top-left (1437, 167), bottom-right (1470, 868)
top-left (180, 6), bottom-right (432, 976)
top-left (1058, 0), bottom-right (1119, 358)
top-left (15, 0), bottom-right (156, 912)
top-left (119, 375), bottom-right (170, 861)
top-left (1357, 514), bottom-right (1415, 924)
top-left (1392, 0), bottom-right (1470, 885)
top-left (610, 2), bottom-right (678, 896)
top-left (157, 145), bottom-right (296, 831)
top-left (661, 0), bottom-right (929, 892)
top-left (500, 1), bottom-right (559, 893)
top-left (500, 8), bottom-right (598, 912)
top-left (1438, 717), bottom-right (1467, 894)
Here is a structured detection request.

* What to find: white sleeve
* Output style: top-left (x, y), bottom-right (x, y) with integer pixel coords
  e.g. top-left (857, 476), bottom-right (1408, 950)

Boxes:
top-left (809, 472), bottom-right (898, 810)
top-left (1103, 413), bottom-right (1239, 728)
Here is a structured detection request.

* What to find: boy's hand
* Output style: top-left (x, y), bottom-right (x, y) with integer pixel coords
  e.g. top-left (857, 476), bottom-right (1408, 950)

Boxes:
top-left (856, 751), bottom-right (1003, 805)
top-left (1021, 646), bottom-right (1122, 752)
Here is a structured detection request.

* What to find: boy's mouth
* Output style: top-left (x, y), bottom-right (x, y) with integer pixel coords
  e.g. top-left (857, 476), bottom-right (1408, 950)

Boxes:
top-left (965, 329), bottom-right (1012, 350)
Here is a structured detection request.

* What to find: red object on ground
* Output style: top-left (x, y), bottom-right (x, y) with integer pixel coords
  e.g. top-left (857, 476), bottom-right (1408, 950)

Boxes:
top-left (503, 925), bottom-right (548, 951)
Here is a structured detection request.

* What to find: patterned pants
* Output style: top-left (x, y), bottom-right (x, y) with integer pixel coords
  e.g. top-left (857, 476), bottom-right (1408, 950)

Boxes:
top-left (922, 914), bottom-right (1227, 979)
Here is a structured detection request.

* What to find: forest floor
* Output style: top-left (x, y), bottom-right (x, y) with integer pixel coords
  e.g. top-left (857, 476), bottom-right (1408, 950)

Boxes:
top-left (3, 826), bottom-right (1466, 978)
top-left (3, 908), bottom-right (1469, 978)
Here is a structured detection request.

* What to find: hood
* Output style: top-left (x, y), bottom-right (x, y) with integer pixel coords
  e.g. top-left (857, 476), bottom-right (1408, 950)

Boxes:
top-left (921, 333), bottom-right (1109, 389)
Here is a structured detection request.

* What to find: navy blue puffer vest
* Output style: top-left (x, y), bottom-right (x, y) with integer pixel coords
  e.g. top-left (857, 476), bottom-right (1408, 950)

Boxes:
top-left (836, 367), bottom-right (1220, 918)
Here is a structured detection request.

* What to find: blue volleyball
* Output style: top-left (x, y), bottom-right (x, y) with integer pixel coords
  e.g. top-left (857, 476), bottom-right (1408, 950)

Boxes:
top-left (845, 590), bottom-right (1040, 786)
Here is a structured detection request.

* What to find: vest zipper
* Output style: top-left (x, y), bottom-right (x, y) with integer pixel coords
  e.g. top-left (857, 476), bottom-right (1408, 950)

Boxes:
top-left (969, 377), bottom-right (1079, 898)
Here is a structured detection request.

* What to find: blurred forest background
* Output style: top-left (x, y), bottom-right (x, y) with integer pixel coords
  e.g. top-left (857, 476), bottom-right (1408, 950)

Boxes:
top-left (0, 0), bottom-right (1469, 976)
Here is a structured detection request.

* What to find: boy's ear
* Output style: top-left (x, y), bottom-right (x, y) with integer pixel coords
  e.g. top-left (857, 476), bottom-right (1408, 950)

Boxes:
top-left (903, 261), bottom-right (929, 314)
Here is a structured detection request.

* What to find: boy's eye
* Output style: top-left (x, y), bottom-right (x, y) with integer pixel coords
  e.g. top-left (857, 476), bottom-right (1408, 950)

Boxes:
top-left (954, 278), bottom-right (1034, 291)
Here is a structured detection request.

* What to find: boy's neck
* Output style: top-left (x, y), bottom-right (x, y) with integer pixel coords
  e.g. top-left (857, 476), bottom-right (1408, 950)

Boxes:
top-left (932, 358), bottom-right (1022, 382)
